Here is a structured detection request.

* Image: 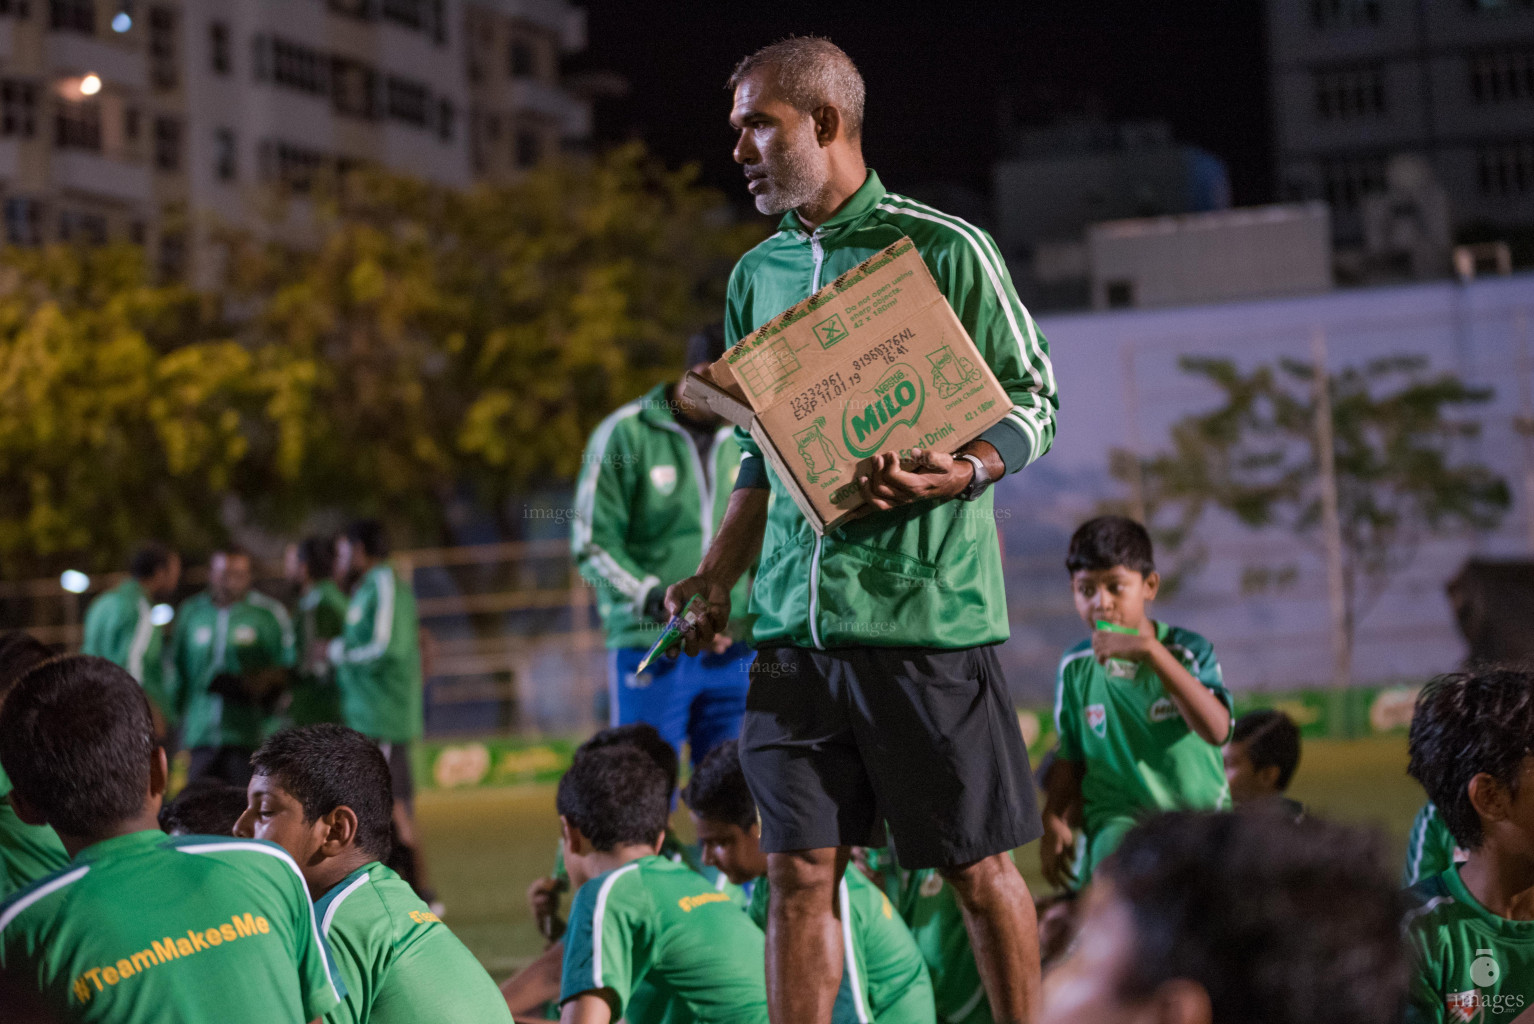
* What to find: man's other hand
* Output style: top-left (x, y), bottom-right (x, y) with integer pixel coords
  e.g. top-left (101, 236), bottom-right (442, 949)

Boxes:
top-left (662, 576), bottom-right (733, 656)
top-left (858, 449), bottom-right (972, 511)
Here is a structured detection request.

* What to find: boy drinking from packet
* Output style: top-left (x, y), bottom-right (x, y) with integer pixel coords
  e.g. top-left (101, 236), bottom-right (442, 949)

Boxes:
top-left (1042, 516), bottom-right (1233, 889)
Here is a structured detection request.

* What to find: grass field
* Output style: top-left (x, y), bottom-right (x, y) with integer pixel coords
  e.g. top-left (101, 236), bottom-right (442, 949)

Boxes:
top-left (418, 734), bottom-right (1426, 978)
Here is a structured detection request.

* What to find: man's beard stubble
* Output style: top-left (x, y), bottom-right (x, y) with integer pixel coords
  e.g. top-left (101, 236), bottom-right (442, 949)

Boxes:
top-left (754, 122), bottom-right (832, 217)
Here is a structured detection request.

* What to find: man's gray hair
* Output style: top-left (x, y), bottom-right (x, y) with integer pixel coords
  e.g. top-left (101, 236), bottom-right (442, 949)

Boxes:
top-left (729, 36), bottom-right (865, 141)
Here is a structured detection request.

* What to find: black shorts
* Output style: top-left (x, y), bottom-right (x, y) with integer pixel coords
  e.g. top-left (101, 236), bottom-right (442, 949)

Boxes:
top-left (377, 741), bottom-right (415, 813)
top-left (738, 644), bottom-right (1042, 870)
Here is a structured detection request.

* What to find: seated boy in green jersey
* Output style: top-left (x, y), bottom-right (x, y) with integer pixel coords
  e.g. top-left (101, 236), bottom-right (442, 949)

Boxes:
top-left (0, 656), bottom-right (343, 1024)
top-left (1042, 516), bottom-right (1233, 890)
top-left (683, 742), bottom-right (936, 1024)
top-left (1223, 709), bottom-right (1305, 821)
top-left (1043, 810), bottom-right (1406, 1024)
top-left (234, 724), bottom-right (512, 1024)
top-left (1402, 800), bottom-right (1466, 888)
top-left (0, 632), bottom-right (69, 898)
top-left (1403, 668), bottom-right (1534, 1024)
top-left (505, 723), bottom-right (747, 1019)
top-left (557, 743), bottom-right (769, 1024)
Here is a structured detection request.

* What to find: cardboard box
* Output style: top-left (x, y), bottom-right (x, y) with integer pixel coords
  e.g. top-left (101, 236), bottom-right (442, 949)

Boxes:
top-left (682, 236), bottom-right (1010, 534)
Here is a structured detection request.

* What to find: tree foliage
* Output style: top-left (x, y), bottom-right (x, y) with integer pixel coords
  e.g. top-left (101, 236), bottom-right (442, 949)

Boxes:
top-left (0, 145), bottom-right (761, 574)
top-left (1114, 354), bottom-right (1510, 652)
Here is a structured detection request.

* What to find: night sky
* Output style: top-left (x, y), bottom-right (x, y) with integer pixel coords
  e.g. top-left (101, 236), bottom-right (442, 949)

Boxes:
top-left (570, 1), bottom-right (1273, 217)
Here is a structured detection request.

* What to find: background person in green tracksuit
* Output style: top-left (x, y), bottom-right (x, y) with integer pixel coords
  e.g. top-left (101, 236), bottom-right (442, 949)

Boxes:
top-left (283, 535), bottom-right (348, 728)
top-left (328, 519), bottom-right (435, 905)
top-left (170, 547), bottom-right (296, 788)
top-left (81, 542), bottom-right (181, 730)
top-left (0, 632), bottom-right (68, 899)
top-left (572, 325), bottom-right (755, 768)
top-left (667, 38), bottom-right (1057, 1024)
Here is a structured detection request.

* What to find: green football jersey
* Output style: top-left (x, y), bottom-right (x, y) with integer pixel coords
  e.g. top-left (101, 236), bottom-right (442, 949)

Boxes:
top-left (0, 763), bottom-right (69, 899)
top-left (0, 831), bottom-right (343, 1023)
top-left (561, 854), bottom-right (768, 1024)
top-left (750, 869), bottom-right (936, 1024)
top-left (1054, 621), bottom-right (1232, 880)
top-left (288, 580), bottom-right (349, 728)
top-left (878, 865), bottom-right (987, 1024)
top-left (1404, 866), bottom-right (1534, 1024)
top-left (553, 834), bottom-right (749, 910)
top-left (170, 590), bottom-right (297, 749)
top-left (313, 861), bottom-right (510, 1024)
top-left (1405, 802), bottom-right (1466, 888)
top-left (330, 564), bottom-right (423, 744)
top-left (81, 578), bottom-right (173, 717)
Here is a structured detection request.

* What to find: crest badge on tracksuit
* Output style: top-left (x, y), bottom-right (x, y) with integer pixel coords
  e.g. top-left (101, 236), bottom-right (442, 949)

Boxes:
top-left (650, 465), bottom-right (677, 496)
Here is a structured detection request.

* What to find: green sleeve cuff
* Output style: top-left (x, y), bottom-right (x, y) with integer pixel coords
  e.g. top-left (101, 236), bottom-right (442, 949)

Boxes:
top-left (977, 418), bottom-right (1030, 476)
top-left (734, 455), bottom-right (768, 490)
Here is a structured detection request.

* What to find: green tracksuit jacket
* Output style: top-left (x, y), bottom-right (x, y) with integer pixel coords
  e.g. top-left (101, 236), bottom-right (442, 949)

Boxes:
top-left (169, 589), bottom-right (296, 749)
top-left (328, 564), bottom-right (423, 743)
top-left (572, 382), bottom-right (750, 650)
top-left (727, 171), bottom-right (1058, 650)
top-left (81, 577), bottom-right (172, 715)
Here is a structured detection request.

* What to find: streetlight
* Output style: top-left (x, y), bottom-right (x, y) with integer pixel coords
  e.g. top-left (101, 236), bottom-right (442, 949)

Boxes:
top-left (59, 570), bottom-right (91, 594)
top-left (79, 74), bottom-right (102, 96)
top-left (150, 603), bottom-right (174, 627)
top-left (111, 10), bottom-right (132, 32)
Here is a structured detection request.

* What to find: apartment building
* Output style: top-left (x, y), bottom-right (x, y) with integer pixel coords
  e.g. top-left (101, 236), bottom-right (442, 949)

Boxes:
top-left (0, 0), bottom-right (588, 269)
top-left (1267, 0), bottom-right (1534, 245)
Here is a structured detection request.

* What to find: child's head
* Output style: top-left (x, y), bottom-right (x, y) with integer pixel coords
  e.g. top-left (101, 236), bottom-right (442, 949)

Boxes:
top-left (1408, 667), bottom-right (1534, 855)
top-left (1042, 811), bottom-right (1405, 1024)
top-left (1224, 710), bottom-right (1302, 804)
top-left (556, 745), bottom-right (669, 888)
top-left (159, 780), bottom-right (250, 836)
top-left (682, 741), bottom-right (766, 885)
top-left (0, 656), bottom-right (166, 845)
top-left (1066, 516), bottom-right (1159, 630)
top-left (579, 722), bottom-right (680, 800)
top-left (235, 724), bottom-right (394, 892)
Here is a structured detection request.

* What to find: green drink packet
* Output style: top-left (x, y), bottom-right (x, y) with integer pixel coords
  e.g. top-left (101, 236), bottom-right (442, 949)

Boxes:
top-left (1094, 620), bottom-right (1140, 679)
top-left (637, 594), bottom-right (709, 674)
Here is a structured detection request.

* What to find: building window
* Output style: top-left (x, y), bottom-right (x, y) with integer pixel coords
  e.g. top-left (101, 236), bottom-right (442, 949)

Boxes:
top-left (159, 231), bottom-right (185, 279)
top-left (55, 100), bottom-right (101, 150)
top-left (515, 128), bottom-right (540, 168)
top-left (1467, 0), bottom-right (1534, 12)
top-left (1310, 0), bottom-right (1380, 28)
top-left (5, 197), bottom-right (40, 245)
top-left (332, 57), bottom-right (378, 119)
top-left (129, 220), bottom-right (145, 244)
top-left (265, 37), bottom-right (330, 96)
top-left (48, 0), bottom-right (92, 33)
top-left (385, 75), bottom-right (429, 126)
top-left (1315, 67), bottom-right (1387, 119)
top-left (328, 0), bottom-right (375, 18)
top-left (149, 7), bottom-right (178, 91)
top-left (1477, 142), bottom-right (1534, 195)
top-left (57, 209), bottom-right (107, 245)
top-left (509, 37), bottom-right (535, 78)
top-left (123, 106), bottom-right (138, 140)
top-left (1320, 156), bottom-right (1387, 210)
top-left (154, 115), bottom-right (181, 171)
top-left (1, 81), bottom-right (37, 138)
top-left (1468, 49), bottom-right (1534, 104)
top-left (215, 127), bottom-right (236, 181)
top-left (210, 21), bottom-right (230, 74)
top-left (0, 0), bottom-right (33, 17)
top-left (437, 98), bottom-right (454, 142)
top-left (259, 139), bottom-right (328, 192)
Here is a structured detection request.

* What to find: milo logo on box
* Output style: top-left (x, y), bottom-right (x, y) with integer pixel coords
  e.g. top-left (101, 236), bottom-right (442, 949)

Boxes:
top-left (843, 362), bottom-right (925, 457)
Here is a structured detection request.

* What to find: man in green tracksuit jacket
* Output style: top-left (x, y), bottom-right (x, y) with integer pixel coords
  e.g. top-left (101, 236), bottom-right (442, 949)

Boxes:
top-left (81, 542), bottom-right (181, 724)
top-left (170, 547), bottom-right (296, 787)
top-left (328, 519), bottom-right (435, 903)
top-left (666, 38), bottom-right (1057, 1024)
top-left (284, 535), bottom-right (349, 728)
top-left (573, 325), bottom-right (756, 767)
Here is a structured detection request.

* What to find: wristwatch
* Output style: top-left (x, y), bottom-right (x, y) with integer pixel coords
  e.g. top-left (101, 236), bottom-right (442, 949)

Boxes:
top-left (955, 453), bottom-right (992, 502)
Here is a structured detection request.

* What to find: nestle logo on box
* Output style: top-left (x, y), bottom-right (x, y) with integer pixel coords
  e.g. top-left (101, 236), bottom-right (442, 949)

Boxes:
top-left (680, 237), bottom-right (1010, 536)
